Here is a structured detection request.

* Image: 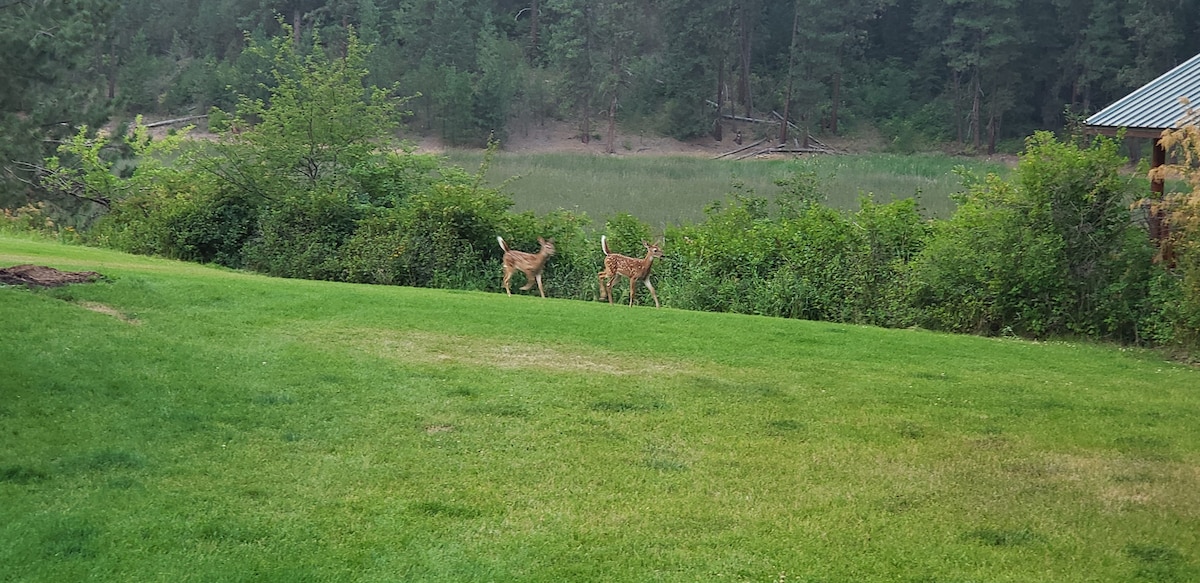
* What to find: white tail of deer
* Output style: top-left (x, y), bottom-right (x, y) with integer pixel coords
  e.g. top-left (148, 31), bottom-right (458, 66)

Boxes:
top-left (498, 236), bottom-right (555, 297)
top-left (598, 235), bottom-right (663, 307)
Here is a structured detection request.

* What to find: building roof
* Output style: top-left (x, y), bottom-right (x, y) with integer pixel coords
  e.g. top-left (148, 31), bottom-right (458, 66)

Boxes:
top-left (1086, 52), bottom-right (1200, 138)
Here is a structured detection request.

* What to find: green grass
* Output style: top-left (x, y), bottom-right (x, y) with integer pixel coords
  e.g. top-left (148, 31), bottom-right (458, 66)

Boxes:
top-left (440, 152), bottom-right (1012, 229)
top-left (3, 234), bottom-right (1199, 582)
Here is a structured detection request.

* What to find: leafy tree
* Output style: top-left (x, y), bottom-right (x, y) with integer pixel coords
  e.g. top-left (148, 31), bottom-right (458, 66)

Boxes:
top-left (1120, 0), bottom-right (1188, 89)
top-left (545, 0), bottom-right (602, 142)
top-left (472, 22), bottom-right (523, 144)
top-left (207, 24), bottom-right (406, 201)
top-left (1072, 0), bottom-right (1132, 112)
top-left (779, 0), bottom-right (888, 140)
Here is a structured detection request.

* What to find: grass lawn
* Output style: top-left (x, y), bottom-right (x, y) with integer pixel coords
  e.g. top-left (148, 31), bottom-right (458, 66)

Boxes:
top-left (2, 234), bottom-right (1199, 582)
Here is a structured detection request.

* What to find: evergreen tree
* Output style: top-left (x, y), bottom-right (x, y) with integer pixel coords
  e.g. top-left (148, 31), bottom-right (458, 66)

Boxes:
top-left (0, 0), bottom-right (115, 208)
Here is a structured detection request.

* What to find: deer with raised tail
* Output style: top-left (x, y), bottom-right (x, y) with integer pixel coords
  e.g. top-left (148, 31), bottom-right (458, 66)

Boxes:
top-left (598, 235), bottom-right (663, 308)
top-left (498, 236), bottom-right (556, 297)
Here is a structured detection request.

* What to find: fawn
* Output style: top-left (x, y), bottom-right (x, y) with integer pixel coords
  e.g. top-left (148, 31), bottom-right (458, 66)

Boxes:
top-left (598, 235), bottom-right (663, 307)
top-left (497, 236), bottom-right (556, 297)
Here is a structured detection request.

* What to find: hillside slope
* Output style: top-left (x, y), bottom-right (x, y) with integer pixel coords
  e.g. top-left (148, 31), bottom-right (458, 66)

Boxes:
top-left (2, 235), bottom-right (1198, 582)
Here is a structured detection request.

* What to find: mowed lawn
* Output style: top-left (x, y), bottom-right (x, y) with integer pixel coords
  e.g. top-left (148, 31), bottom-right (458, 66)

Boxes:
top-left (2, 234), bottom-right (1198, 582)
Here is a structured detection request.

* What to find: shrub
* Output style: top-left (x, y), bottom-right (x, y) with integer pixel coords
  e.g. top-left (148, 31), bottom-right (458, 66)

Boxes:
top-left (1147, 115), bottom-right (1200, 352)
top-left (342, 182), bottom-right (512, 289)
top-left (910, 132), bottom-right (1145, 339)
top-left (244, 188), bottom-right (363, 280)
top-left (854, 196), bottom-right (929, 326)
top-left (661, 192), bottom-right (905, 321)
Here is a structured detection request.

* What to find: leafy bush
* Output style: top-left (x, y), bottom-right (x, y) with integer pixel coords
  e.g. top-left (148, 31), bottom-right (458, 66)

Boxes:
top-left (661, 192), bottom-right (919, 322)
top-left (910, 132), bottom-right (1145, 339)
top-left (244, 188), bottom-right (363, 280)
top-left (342, 182), bottom-right (512, 289)
top-left (909, 173), bottom-right (1066, 335)
top-left (1147, 118), bottom-right (1200, 352)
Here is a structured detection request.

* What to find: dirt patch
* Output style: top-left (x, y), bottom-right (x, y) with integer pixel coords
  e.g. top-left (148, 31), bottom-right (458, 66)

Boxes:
top-left (77, 301), bottom-right (139, 324)
top-left (308, 327), bottom-right (692, 377)
top-left (0, 264), bottom-right (104, 288)
top-left (411, 119), bottom-right (731, 158)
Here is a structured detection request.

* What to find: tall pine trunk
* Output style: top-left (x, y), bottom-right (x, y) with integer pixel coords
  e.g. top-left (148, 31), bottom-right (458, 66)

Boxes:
top-left (293, 8), bottom-right (302, 48)
top-left (738, 0), bottom-right (753, 117)
top-left (529, 0), bottom-right (540, 62)
top-left (830, 70), bottom-right (840, 135)
top-left (714, 61), bottom-right (724, 141)
top-left (971, 72), bottom-right (981, 151)
top-left (780, 4), bottom-right (800, 143)
top-left (606, 94), bottom-right (616, 153)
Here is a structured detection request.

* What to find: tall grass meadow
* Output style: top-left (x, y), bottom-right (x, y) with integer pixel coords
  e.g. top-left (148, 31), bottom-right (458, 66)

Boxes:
top-left (439, 151), bottom-right (1012, 228)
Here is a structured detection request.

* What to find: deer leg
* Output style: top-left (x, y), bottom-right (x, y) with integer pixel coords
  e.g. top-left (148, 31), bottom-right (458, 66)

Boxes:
top-left (535, 273), bottom-right (546, 298)
top-left (605, 276), bottom-right (617, 304)
top-left (644, 278), bottom-right (660, 308)
top-left (628, 277), bottom-right (636, 307)
top-left (519, 269), bottom-right (536, 291)
top-left (502, 265), bottom-right (514, 295)
top-left (597, 271), bottom-right (608, 300)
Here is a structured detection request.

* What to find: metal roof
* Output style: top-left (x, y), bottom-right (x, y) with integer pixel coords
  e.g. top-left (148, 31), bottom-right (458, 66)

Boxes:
top-left (1086, 52), bottom-right (1200, 136)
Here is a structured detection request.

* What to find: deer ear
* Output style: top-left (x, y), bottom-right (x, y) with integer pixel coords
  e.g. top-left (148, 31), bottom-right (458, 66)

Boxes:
top-left (538, 237), bottom-right (546, 244)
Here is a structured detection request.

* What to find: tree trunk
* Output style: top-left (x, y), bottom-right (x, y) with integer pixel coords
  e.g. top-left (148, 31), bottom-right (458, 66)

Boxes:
top-left (971, 72), bottom-right (981, 151)
top-left (529, 0), bottom-right (540, 62)
top-left (952, 71), bottom-right (963, 144)
top-left (606, 94), bottom-right (616, 153)
top-left (987, 112), bottom-right (998, 155)
top-left (781, 4), bottom-right (800, 144)
top-left (830, 70), bottom-right (840, 135)
top-left (293, 8), bottom-right (302, 48)
top-left (106, 43), bottom-right (118, 101)
top-left (714, 61), bottom-right (724, 141)
top-left (738, 0), bottom-right (753, 117)
top-left (581, 104), bottom-right (590, 144)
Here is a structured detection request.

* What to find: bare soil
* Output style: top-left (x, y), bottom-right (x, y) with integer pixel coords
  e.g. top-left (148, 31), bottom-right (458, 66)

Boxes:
top-left (0, 264), bottom-right (104, 287)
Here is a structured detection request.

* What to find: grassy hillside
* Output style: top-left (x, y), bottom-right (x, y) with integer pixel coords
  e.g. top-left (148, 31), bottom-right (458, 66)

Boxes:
top-left (2, 234), bottom-right (1198, 582)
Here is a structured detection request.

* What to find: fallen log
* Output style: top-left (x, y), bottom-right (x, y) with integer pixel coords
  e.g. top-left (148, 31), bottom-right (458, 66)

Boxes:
top-left (714, 138), bottom-right (767, 159)
top-left (143, 115), bottom-right (207, 129)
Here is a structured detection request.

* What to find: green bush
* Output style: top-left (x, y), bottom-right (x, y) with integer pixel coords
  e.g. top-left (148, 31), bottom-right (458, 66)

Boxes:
top-left (342, 182), bottom-right (512, 289)
top-left (661, 193), bottom-right (905, 321)
top-left (854, 196), bottom-right (929, 326)
top-left (908, 173), bottom-right (1066, 335)
top-left (909, 133), bottom-right (1148, 339)
top-left (244, 188), bottom-right (363, 280)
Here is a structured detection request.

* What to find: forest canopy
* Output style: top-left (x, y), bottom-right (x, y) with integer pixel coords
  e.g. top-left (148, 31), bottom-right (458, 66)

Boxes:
top-left (3, 0), bottom-right (1199, 155)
